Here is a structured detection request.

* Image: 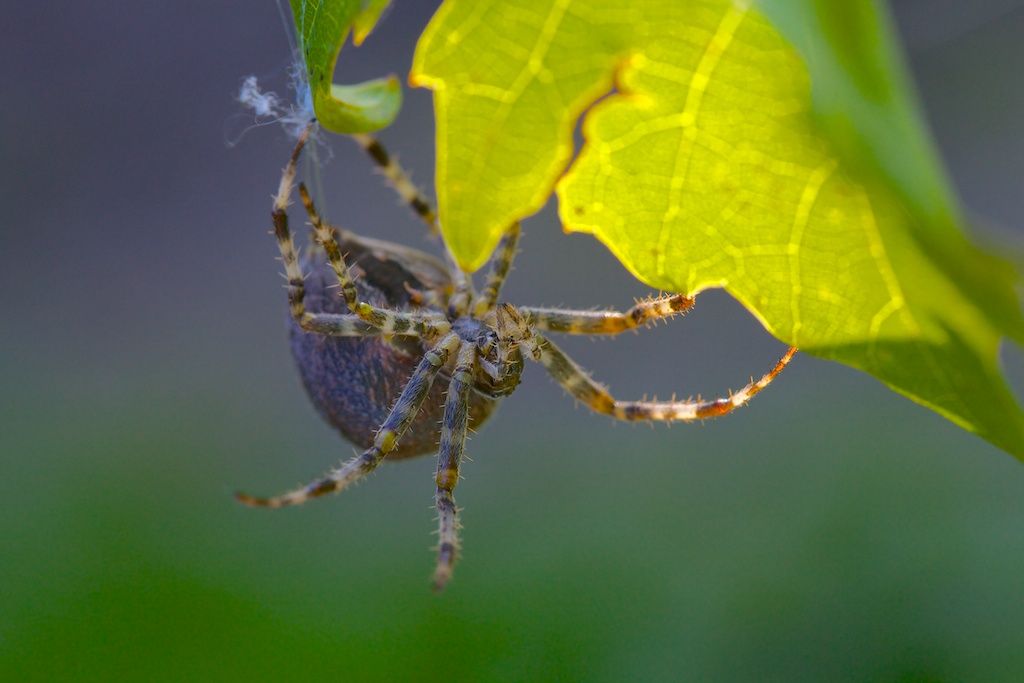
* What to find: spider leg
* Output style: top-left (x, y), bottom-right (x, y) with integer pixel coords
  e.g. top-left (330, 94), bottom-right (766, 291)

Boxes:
top-left (472, 222), bottom-right (522, 316)
top-left (297, 184), bottom-right (451, 339)
top-left (535, 334), bottom-right (797, 421)
top-left (237, 332), bottom-right (462, 507)
top-left (432, 342), bottom-right (476, 592)
top-left (272, 125), bottom-right (315, 325)
top-left (349, 133), bottom-right (474, 315)
top-left (268, 127), bottom-right (388, 338)
top-left (351, 134), bottom-right (438, 231)
top-left (298, 314), bottom-right (379, 337)
top-left (519, 293), bottom-right (695, 335)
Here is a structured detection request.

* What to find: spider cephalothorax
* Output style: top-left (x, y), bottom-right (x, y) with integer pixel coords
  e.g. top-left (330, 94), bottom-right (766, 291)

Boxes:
top-left (238, 124), bottom-right (796, 591)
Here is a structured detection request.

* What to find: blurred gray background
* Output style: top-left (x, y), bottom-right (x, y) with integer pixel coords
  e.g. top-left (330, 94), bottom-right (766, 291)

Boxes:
top-left (2, 1), bottom-right (1023, 681)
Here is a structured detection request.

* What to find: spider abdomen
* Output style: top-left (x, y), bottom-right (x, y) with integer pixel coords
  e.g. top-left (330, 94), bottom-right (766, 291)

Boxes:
top-left (289, 240), bottom-right (499, 459)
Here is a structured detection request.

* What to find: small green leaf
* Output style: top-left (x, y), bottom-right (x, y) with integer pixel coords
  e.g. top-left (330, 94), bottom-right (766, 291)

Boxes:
top-left (412, 0), bottom-right (1024, 458)
top-left (290, 0), bottom-right (401, 133)
top-left (350, 0), bottom-right (391, 44)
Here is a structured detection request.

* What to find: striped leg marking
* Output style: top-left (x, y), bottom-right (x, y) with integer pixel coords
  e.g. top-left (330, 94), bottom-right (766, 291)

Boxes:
top-left (433, 342), bottom-right (476, 592)
top-left (272, 125), bottom-right (313, 325)
top-left (536, 336), bottom-right (797, 421)
top-left (270, 126), bottom-right (382, 338)
top-left (298, 314), bottom-right (379, 337)
top-left (348, 134), bottom-right (474, 316)
top-left (236, 333), bottom-right (462, 508)
top-left (297, 184), bottom-right (451, 339)
top-left (473, 222), bottom-right (521, 316)
top-left (520, 293), bottom-right (695, 335)
top-left (351, 134), bottom-right (438, 230)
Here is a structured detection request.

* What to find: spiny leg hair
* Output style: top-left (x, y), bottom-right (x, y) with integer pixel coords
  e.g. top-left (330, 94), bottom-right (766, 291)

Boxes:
top-left (271, 126), bottom-right (381, 338)
top-left (473, 222), bottom-right (521, 317)
top-left (520, 293), bottom-right (695, 335)
top-left (535, 335), bottom-right (797, 421)
top-left (351, 133), bottom-right (438, 230)
top-left (237, 332), bottom-right (462, 508)
top-left (434, 240), bottom-right (534, 589)
top-left (295, 173), bottom-right (450, 339)
top-left (350, 133), bottom-right (474, 314)
top-left (432, 342), bottom-right (476, 592)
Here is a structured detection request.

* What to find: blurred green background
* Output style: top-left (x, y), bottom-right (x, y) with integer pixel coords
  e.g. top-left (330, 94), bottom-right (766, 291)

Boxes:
top-left (3, 1), bottom-right (1024, 681)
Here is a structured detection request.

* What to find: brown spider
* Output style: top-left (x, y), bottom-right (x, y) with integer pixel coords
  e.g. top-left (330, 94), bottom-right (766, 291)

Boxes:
top-left (237, 123), bottom-right (797, 591)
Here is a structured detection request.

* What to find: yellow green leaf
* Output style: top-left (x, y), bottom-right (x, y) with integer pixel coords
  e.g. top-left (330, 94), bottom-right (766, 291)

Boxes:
top-left (412, 0), bottom-right (1024, 458)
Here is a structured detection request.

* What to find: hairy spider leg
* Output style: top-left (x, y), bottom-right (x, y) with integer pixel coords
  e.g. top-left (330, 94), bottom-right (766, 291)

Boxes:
top-left (351, 133), bottom-right (438, 229)
top-left (350, 133), bottom-right (473, 315)
top-left (271, 126), bottom-right (384, 338)
top-left (520, 293), bottom-right (696, 335)
top-left (297, 183), bottom-right (451, 339)
top-left (432, 342), bottom-right (476, 591)
top-left (272, 125), bottom-right (312, 323)
top-left (472, 222), bottom-right (522, 317)
top-left (535, 337), bottom-right (796, 421)
top-left (236, 332), bottom-right (463, 508)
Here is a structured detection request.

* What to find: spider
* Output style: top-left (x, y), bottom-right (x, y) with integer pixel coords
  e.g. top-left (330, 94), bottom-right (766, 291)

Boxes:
top-left (238, 123), bottom-right (797, 591)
